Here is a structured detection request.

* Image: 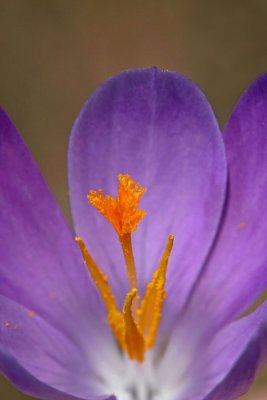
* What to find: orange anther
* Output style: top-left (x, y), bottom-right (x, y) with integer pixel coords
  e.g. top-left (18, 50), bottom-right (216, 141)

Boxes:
top-left (76, 175), bottom-right (174, 362)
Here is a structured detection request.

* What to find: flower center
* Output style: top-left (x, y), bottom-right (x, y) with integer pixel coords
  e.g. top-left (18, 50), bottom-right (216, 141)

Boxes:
top-left (76, 174), bottom-right (174, 362)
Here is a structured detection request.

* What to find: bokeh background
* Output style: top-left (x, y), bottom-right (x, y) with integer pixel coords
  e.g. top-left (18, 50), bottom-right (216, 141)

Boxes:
top-left (0, 0), bottom-right (266, 398)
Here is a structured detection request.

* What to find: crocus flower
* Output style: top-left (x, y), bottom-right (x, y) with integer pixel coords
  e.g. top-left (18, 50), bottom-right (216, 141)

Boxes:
top-left (0, 68), bottom-right (267, 400)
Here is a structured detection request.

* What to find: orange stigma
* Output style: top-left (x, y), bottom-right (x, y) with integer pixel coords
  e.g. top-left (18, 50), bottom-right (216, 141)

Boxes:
top-left (88, 174), bottom-right (146, 237)
top-left (77, 174), bottom-right (174, 362)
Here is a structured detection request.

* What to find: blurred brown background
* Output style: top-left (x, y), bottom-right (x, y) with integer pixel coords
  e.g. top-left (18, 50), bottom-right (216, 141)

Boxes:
top-left (0, 0), bottom-right (266, 399)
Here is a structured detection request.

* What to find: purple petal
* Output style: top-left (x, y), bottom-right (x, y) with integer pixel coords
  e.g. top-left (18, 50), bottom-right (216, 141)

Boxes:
top-left (68, 68), bottom-right (226, 311)
top-left (187, 74), bottom-right (267, 330)
top-left (0, 108), bottom-right (107, 345)
top-left (160, 301), bottom-right (267, 400)
top-left (0, 295), bottom-right (113, 400)
top-left (199, 303), bottom-right (267, 400)
top-left (0, 350), bottom-right (87, 400)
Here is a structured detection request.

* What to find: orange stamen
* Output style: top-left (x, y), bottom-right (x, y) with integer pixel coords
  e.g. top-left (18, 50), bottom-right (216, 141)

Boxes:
top-left (76, 237), bottom-right (118, 311)
top-left (123, 289), bottom-right (145, 362)
top-left (76, 237), bottom-right (125, 346)
top-left (77, 174), bottom-right (174, 362)
top-left (138, 234), bottom-right (174, 348)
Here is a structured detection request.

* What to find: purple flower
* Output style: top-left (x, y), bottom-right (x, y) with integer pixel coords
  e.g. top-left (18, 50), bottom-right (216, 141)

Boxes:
top-left (0, 68), bottom-right (267, 400)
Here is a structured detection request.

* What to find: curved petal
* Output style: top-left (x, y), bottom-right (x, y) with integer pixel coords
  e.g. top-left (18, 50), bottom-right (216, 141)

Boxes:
top-left (68, 68), bottom-right (226, 312)
top-left (187, 74), bottom-right (267, 330)
top-left (0, 108), bottom-right (106, 345)
top-left (0, 295), bottom-right (113, 399)
top-left (199, 304), bottom-right (267, 400)
top-left (157, 301), bottom-right (267, 400)
top-left (0, 350), bottom-right (87, 400)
